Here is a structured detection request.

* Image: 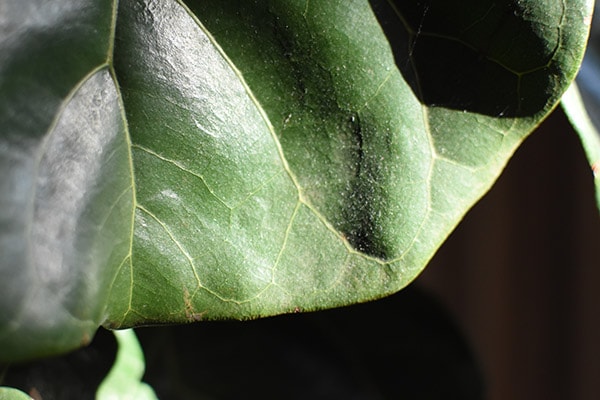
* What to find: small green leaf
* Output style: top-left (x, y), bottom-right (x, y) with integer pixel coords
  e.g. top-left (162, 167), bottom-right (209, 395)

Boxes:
top-left (562, 82), bottom-right (600, 211)
top-left (0, 387), bottom-right (32, 400)
top-left (96, 329), bottom-right (157, 400)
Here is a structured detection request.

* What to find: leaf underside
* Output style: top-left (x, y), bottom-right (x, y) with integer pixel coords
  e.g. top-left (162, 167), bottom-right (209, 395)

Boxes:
top-left (0, 0), bottom-right (592, 361)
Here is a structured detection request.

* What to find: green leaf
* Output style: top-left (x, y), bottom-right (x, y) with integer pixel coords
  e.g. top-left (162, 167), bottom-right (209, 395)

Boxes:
top-left (0, 1), bottom-right (133, 361)
top-left (107, 0), bottom-right (592, 325)
top-left (0, 387), bottom-right (32, 400)
top-left (96, 329), bottom-right (157, 400)
top-left (0, 0), bottom-right (593, 361)
top-left (562, 83), bottom-right (600, 211)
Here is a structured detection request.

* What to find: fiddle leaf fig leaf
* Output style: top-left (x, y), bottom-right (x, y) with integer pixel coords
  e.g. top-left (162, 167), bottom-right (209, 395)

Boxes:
top-left (0, 0), bottom-right (593, 361)
top-left (0, 0), bottom-right (133, 361)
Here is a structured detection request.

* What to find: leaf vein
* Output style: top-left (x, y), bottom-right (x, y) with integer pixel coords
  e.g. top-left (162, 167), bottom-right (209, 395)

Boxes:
top-left (136, 204), bottom-right (202, 288)
top-left (131, 143), bottom-right (232, 209)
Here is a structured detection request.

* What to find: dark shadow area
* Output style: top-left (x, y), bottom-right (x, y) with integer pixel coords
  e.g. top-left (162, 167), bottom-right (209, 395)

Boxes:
top-left (138, 285), bottom-right (484, 399)
top-left (369, 0), bottom-right (559, 117)
top-left (418, 108), bottom-right (600, 399)
top-left (0, 328), bottom-right (117, 399)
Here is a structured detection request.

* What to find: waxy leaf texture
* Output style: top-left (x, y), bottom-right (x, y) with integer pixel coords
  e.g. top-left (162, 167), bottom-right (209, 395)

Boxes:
top-left (0, 0), bottom-right (592, 361)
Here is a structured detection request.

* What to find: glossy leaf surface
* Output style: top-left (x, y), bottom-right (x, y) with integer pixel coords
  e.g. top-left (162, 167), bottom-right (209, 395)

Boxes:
top-left (0, 0), bottom-right (133, 361)
top-left (0, 0), bottom-right (592, 361)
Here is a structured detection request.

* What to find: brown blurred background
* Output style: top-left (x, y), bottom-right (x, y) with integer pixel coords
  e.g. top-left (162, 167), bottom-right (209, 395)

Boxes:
top-left (416, 107), bottom-right (600, 400)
